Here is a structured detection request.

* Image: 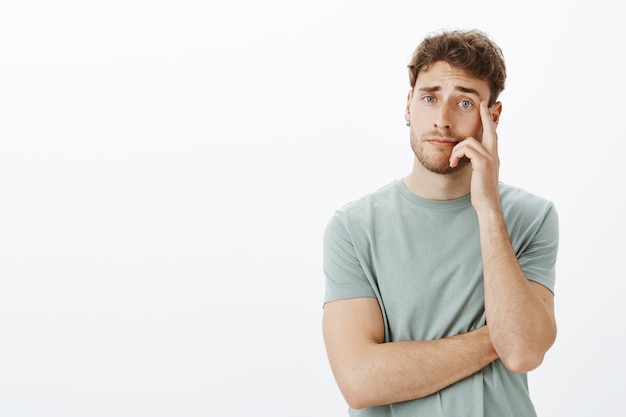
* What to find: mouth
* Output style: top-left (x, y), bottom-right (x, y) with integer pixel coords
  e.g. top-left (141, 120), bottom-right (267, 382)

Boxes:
top-left (426, 138), bottom-right (459, 147)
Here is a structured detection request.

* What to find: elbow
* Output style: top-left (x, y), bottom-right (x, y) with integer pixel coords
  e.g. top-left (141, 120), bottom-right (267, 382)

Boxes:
top-left (499, 338), bottom-right (555, 373)
top-left (345, 392), bottom-right (382, 410)
top-left (500, 352), bottom-right (545, 373)
top-left (498, 328), bottom-right (556, 373)
top-left (338, 380), bottom-right (371, 410)
top-left (344, 393), bottom-right (370, 411)
top-left (335, 369), bottom-right (379, 410)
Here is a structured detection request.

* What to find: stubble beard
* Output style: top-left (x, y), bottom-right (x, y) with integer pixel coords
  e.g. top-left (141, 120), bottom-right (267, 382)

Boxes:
top-left (410, 129), bottom-right (471, 175)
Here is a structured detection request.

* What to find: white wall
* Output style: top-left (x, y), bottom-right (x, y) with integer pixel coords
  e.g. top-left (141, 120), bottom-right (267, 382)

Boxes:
top-left (0, 1), bottom-right (623, 416)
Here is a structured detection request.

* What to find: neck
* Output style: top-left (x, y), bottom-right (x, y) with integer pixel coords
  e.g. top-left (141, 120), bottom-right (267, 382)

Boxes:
top-left (403, 157), bottom-right (472, 201)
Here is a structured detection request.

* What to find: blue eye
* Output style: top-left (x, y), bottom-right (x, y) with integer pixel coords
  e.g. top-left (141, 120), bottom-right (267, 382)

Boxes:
top-left (424, 96), bottom-right (435, 103)
top-left (459, 100), bottom-right (472, 109)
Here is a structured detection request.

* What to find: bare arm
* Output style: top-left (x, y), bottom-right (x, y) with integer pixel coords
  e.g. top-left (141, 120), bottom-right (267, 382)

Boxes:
top-left (322, 297), bottom-right (498, 409)
top-left (450, 101), bottom-right (557, 373)
top-left (478, 213), bottom-right (556, 372)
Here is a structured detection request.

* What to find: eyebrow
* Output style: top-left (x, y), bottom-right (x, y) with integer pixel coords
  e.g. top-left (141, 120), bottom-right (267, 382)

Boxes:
top-left (418, 85), bottom-right (481, 97)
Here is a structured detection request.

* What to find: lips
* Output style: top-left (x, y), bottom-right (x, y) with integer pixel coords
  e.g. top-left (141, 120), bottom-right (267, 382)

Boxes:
top-left (427, 138), bottom-right (458, 147)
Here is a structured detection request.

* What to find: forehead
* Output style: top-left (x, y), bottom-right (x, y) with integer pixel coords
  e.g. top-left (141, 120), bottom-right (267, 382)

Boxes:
top-left (416, 61), bottom-right (490, 97)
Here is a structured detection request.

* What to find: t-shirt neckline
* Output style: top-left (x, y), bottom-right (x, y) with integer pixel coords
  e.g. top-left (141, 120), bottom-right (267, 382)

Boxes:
top-left (394, 179), bottom-right (472, 209)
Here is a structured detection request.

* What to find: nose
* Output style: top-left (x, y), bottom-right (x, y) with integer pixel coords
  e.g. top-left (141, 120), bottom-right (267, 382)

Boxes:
top-left (433, 103), bottom-right (452, 129)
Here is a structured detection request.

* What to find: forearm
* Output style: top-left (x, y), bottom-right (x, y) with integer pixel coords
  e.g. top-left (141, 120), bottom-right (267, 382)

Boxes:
top-left (478, 210), bottom-right (556, 372)
top-left (333, 327), bottom-right (498, 409)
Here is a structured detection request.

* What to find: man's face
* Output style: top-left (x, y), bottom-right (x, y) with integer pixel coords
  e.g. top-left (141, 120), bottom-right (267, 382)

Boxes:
top-left (405, 61), bottom-right (499, 174)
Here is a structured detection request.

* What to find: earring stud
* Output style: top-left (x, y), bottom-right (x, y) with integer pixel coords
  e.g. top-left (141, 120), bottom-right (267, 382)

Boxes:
top-left (405, 120), bottom-right (411, 127)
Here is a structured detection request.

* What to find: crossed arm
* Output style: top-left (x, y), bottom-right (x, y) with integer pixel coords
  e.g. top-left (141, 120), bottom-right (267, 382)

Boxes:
top-left (322, 298), bottom-right (499, 409)
top-left (322, 247), bottom-right (555, 410)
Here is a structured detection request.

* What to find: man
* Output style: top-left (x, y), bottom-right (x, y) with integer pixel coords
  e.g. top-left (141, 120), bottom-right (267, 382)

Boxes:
top-left (322, 29), bottom-right (559, 416)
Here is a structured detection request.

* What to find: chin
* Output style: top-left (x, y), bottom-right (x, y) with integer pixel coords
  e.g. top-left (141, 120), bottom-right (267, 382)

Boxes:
top-left (417, 155), bottom-right (470, 175)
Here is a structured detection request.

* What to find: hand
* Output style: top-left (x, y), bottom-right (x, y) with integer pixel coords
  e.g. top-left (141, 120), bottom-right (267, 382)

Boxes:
top-left (449, 101), bottom-right (502, 214)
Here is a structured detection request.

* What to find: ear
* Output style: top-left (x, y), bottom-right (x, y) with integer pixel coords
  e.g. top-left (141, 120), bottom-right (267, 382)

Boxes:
top-left (404, 90), bottom-right (413, 124)
top-left (490, 101), bottom-right (503, 128)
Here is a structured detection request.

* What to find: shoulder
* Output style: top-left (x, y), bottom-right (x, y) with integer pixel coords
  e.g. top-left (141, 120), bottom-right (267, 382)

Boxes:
top-left (500, 182), bottom-right (557, 216)
top-left (499, 182), bottom-right (559, 241)
top-left (324, 180), bottom-right (400, 241)
top-left (332, 180), bottom-right (399, 221)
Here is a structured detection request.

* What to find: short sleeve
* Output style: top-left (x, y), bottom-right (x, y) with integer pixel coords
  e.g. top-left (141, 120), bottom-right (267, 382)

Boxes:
top-left (518, 204), bottom-right (559, 293)
top-left (323, 212), bottom-right (376, 305)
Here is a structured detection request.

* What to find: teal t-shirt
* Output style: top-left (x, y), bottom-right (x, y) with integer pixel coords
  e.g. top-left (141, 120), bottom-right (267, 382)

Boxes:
top-left (323, 179), bottom-right (559, 417)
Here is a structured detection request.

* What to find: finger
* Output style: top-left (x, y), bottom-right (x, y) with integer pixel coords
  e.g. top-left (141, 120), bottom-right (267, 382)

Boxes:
top-left (449, 138), bottom-right (487, 167)
top-left (480, 101), bottom-right (498, 155)
top-left (449, 145), bottom-right (476, 168)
